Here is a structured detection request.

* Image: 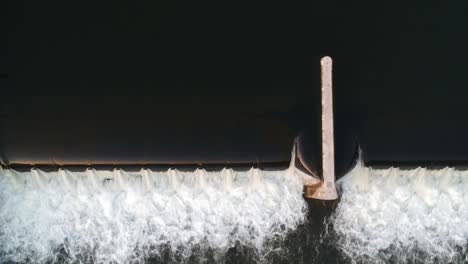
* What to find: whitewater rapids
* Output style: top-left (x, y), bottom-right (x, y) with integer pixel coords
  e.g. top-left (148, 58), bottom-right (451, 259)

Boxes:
top-left (333, 163), bottom-right (468, 263)
top-left (0, 166), bottom-right (307, 263)
top-left (1, 159), bottom-right (467, 263)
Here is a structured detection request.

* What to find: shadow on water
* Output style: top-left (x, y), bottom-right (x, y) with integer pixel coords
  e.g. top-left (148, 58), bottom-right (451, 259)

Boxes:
top-left (264, 199), bottom-right (345, 264)
top-left (144, 200), bottom-right (346, 264)
top-left (128, 201), bottom-right (332, 264)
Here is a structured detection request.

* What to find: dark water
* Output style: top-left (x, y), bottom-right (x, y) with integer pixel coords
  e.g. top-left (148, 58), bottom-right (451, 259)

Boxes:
top-left (5, 0), bottom-right (468, 167)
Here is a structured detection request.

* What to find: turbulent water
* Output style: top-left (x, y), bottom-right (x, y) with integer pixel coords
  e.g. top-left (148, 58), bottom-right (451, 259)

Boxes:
top-left (333, 163), bottom-right (468, 263)
top-left (0, 162), bottom-right (467, 263)
top-left (0, 166), bottom-right (307, 263)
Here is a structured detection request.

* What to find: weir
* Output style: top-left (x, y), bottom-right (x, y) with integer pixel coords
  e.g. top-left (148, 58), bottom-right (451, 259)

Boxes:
top-left (1, 57), bottom-right (467, 263)
top-left (333, 163), bottom-right (468, 263)
top-left (0, 159), bottom-right (309, 263)
top-left (0, 57), bottom-right (340, 202)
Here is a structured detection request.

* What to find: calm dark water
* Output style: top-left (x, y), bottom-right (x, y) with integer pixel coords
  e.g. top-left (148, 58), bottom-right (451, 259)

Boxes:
top-left (6, 1), bottom-right (468, 167)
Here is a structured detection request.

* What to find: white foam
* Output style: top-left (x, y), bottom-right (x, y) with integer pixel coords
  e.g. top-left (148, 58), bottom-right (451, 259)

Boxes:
top-left (0, 166), bottom-right (307, 263)
top-left (333, 163), bottom-right (468, 263)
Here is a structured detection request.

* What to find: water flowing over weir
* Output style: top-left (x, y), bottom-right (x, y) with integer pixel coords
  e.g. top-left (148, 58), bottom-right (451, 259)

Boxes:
top-left (1, 160), bottom-right (468, 263)
top-left (0, 164), bottom-right (309, 263)
top-left (332, 163), bottom-right (468, 263)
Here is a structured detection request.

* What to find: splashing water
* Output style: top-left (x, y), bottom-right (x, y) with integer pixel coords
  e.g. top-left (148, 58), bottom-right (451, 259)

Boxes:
top-left (333, 163), bottom-right (468, 263)
top-left (3, 156), bottom-right (467, 264)
top-left (0, 165), bottom-right (309, 263)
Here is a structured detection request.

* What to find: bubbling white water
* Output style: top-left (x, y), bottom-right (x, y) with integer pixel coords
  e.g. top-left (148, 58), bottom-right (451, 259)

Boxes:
top-left (333, 163), bottom-right (468, 263)
top-left (0, 166), bottom-right (308, 263)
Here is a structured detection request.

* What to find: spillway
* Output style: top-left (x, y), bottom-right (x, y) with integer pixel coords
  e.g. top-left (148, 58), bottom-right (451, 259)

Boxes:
top-left (0, 165), bottom-right (309, 263)
top-left (1, 57), bottom-right (467, 263)
top-left (1, 162), bottom-right (467, 263)
top-left (332, 163), bottom-right (468, 263)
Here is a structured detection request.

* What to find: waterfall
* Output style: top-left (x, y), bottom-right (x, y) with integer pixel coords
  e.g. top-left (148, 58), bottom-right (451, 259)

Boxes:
top-left (0, 165), bottom-right (307, 263)
top-left (333, 163), bottom-right (468, 263)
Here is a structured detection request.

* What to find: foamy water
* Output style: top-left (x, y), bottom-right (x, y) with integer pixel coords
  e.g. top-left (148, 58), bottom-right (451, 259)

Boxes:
top-left (0, 165), bottom-right (308, 263)
top-left (333, 163), bottom-right (468, 263)
top-left (2, 158), bottom-right (468, 264)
